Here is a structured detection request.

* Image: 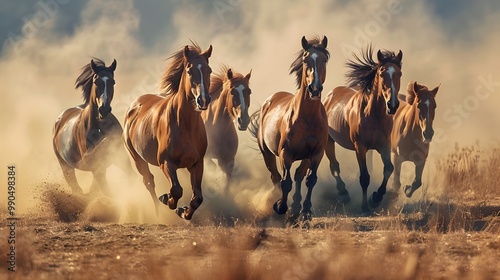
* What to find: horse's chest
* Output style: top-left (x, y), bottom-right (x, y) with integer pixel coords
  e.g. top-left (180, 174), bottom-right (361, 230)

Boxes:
top-left (284, 120), bottom-right (326, 155)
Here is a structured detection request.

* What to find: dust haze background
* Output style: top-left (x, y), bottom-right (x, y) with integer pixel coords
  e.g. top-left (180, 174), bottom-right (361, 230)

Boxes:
top-left (1, 0), bottom-right (499, 222)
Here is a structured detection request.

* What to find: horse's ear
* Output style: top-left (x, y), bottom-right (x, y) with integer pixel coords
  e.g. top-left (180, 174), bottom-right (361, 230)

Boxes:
top-left (301, 36), bottom-right (310, 50)
top-left (321, 36), bottom-right (328, 48)
top-left (396, 50), bottom-right (403, 62)
top-left (109, 59), bottom-right (117, 72)
top-left (431, 83), bottom-right (440, 97)
top-left (406, 81), bottom-right (417, 105)
top-left (377, 50), bottom-right (384, 62)
top-left (227, 68), bottom-right (233, 80)
top-left (244, 69), bottom-right (252, 81)
top-left (202, 45), bottom-right (213, 60)
top-left (90, 59), bottom-right (98, 73)
top-left (183, 45), bottom-right (190, 59)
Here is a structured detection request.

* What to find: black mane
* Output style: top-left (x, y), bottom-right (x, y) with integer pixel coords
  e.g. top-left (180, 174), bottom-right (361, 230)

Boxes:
top-left (346, 45), bottom-right (402, 93)
top-left (75, 58), bottom-right (106, 104)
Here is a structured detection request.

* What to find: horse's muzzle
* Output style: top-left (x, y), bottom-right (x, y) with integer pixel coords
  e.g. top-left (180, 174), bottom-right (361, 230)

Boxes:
top-left (98, 106), bottom-right (112, 119)
top-left (196, 95), bottom-right (211, 110)
top-left (386, 100), bottom-right (399, 114)
top-left (308, 84), bottom-right (323, 100)
top-left (238, 116), bottom-right (250, 131)
top-left (423, 129), bottom-right (434, 143)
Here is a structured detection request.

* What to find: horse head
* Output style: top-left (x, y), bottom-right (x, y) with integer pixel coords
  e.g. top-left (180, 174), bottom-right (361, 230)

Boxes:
top-left (376, 50), bottom-right (402, 114)
top-left (407, 81), bottom-right (440, 143)
top-left (90, 59), bottom-right (117, 120)
top-left (301, 36), bottom-right (329, 100)
top-left (183, 45), bottom-right (212, 110)
top-left (224, 68), bottom-right (252, 131)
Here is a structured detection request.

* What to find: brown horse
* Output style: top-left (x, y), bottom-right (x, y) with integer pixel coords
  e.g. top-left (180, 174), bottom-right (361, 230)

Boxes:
top-left (53, 58), bottom-right (132, 195)
top-left (323, 46), bottom-right (402, 215)
top-left (390, 81), bottom-right (439, 198)
top-left (249, 36), bottom-right (329, 222)
top-left (200, 66), bottom-right (252, 193)
top-left (123, 43), bottom-right (212, 220)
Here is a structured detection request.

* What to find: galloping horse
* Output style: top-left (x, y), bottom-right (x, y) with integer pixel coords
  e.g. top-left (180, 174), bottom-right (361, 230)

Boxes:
top-left (53, 58), bottom-right (131, 195)
top-left (123, 43), bottom-right (212, 220)
top-left (201, 66), bottom-right (252, 193)
top-left (249, 36), bottom-right (329, 221)
top-left (391, 81), bottom-right (439, 198)
top-left (323, 46), bottom-right (402, 215)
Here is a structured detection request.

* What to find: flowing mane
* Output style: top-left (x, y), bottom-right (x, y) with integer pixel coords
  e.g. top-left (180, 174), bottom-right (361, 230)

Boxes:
top-left (75, 58), bottom-right (106, 104)
top-left (289, 35), bottom-right (330, 89)
top-left (209, 64), bottom-right (231, 100)
top-left (160, 42), bottom-right (203, 95)
top-left (345, 45), bottom-right (402, 94)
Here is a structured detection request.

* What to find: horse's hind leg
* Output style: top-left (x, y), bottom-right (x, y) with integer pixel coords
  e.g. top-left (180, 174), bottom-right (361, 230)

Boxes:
top-left (325, 136), bottom-right (350, 203)
top-left (260, 145), bottom-right (281, 188)
top-left (178, 161), bottom-right (204, 220)
top-left (274, 151), bottom-right (293, 215)
top-left (369, 145), bottom-right (394, 208)
top-left (387, 153), bottom-right (403, 200)
top-left (60, 163), bottom-right (83, 195)
top-left (125, 144), bottom-right (159, 214)
top-left (92, 168), bottom-right (111, 196)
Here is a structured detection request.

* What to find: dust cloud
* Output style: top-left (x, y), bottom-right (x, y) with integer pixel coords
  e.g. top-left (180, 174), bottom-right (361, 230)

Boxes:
top-left (1, 0), bottom-right (499, 223)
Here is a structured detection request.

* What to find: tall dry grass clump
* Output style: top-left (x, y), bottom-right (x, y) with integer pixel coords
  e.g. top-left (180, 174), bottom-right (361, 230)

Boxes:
top-left (436, 143), bottom-right (500, 201)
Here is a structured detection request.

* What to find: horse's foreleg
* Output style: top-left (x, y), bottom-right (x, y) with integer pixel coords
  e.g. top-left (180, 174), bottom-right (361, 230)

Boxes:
top-left (158, 162), bottom-right (182, 211)
top-left (369, 146), bottom-right (394, 208)
top-left (219, 156), bottom-right (234, 195)
top-left (302, 152), bottom-right (323, 221)
top-left (289, 160), bottom-right (309, 222)
top-left (391, 152), bottom-right (403, 191)
top-left (178, 161), bottom-right (204, 220)
top-left (273, 151), bottom-right (293, 215)
top-left (404, 160), bottom-right (426, 198)
top-left (355, 146), bottom-right (371, 215)
top-left (325, 136), bottom-right (350, 203)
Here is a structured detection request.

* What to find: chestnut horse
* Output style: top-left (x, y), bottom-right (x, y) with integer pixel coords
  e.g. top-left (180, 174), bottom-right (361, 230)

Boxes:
top-left (323, 46), bottom-right (402, 215)
top-left (123, 43), bottom-right (212, 220)
top-left (53, 59), bottom-right (132, 194)
top-left (390, 81), bottom-right (439, 198)
top-left (249, 36), bottom-right (329, 221)
top-left (200, 66), bottom-right (252, 194)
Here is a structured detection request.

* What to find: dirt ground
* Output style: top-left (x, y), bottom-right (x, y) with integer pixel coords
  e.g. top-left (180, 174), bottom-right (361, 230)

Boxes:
top-left (1, 188), bottom-right (499, 280)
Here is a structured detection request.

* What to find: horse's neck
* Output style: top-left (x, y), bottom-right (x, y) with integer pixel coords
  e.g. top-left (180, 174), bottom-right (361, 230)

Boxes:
top-left (212, 87), bottom-right (231, 123)
top-left (405, 104), bottom-right (421, 133)
top-left (173, 81), bottom-right (198, 123)
top-left (364, 77), bottom-right (387, 118)
top-left (76, 88), bottom-right (101, 151)
top-left (293, 85), bottom-right (321, 116)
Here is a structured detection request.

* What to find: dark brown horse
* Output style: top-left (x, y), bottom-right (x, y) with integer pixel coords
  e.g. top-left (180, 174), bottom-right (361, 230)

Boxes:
top-left (123, 43), bottom-right (212, 220)
top-left (201, 66), bottom-right (252, 193)
top-left (53, 58), bottom-right (132, 195)
top-left (323, 46), bottom-right (402, 215)
top-left (390, 81), bottom-right (439, 198)
top-left (249, 36), bottom-right (329, 221)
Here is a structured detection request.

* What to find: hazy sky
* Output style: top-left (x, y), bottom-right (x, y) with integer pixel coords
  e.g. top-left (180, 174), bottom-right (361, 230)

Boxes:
top-left (1, 0), bottom-right (500, 209)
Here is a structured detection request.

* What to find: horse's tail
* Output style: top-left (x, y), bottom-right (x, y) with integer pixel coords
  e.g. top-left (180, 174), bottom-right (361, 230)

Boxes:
top-left (248, 109), bottom-right (261, 139)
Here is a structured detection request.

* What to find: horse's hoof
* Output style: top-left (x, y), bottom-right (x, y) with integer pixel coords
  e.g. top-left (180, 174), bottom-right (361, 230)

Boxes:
top-left (337, 192), bottom-right (351, 204)
top-left (404, 185), bottom-right (414, 198)
top-left (300, 211), bottom-right (313, 222)
top-left (368, 192), bottom-right (382, 208)
top-left (175, 206), bottom-right (190, 220)
top-left (286, 214), bottom-right (300, 228)
top-left (273, 200), bottom-right (287, 215)
top-left (158, 194), bottom-right (168, 205)
top-left (361, 209), bottom-right (376, 217)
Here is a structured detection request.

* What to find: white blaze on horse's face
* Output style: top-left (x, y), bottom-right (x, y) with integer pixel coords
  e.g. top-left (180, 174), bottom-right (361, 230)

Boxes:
top-left (96, 76), bottom-right (112, 119)
top-left (192, 63), bottom-right (211, 110)
top-left (235, 84), bottom-right (246, 114)
top-left (305, 51), bottom-right (324, 99)
top-left (387, 66), bottom-right (396, 106)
